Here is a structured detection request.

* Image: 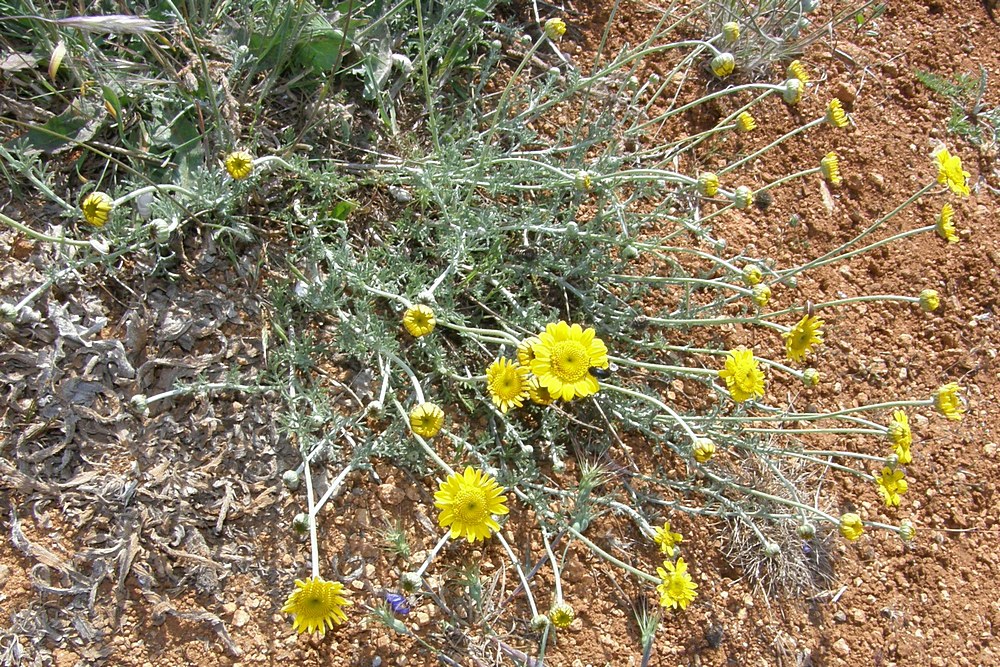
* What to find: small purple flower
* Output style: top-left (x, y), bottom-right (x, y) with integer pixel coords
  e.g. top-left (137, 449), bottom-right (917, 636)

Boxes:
top-left (385, 592), bottom-right (410, 615)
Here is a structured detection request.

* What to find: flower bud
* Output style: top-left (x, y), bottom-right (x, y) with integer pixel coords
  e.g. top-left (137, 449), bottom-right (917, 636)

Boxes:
top-left (130, 394), bottom-right (149, 415)
top-left (575, 170), bottom-right (593, 192)
top-left (710, 52), bottom-right (735, 78)
top-left (722, 22), bottom-right (740, 43)
top-left (530, 614), bottom-right (550, 632)
top-left (751, 283), bottom-right (771, 307)
top-left (763, 542), bottom-right (781, 558)
top-left (899, 520), bottom-right (916, 542)
top-left (919, 289), bottom-right (940, 312)
top-left (801, 368), bottom-right (820, 387)
top-left (549, 601), bottom-right (575, 628)
top-left (797, 523), bottom-right (816, 539)
top-left (697, 172), bottom-right (720, 197)
top-left (692, 437), bottom-right (716, 463)
top-left (733, 185), bottom-right (754, 209)
top-left (400, 572), bottom-right (423, 593)
top-left (782, 78), bottom-right (803, 105)
top-left (282, 470), bottom-right (301, 491)
top-left (543, 17), bottom-right (566, 39)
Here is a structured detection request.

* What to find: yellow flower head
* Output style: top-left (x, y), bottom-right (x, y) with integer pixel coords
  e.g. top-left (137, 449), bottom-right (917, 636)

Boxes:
top-left (722, 21), bottom-right (740, 43)
top-left (887, 410), bottom-right (912, 464)
top-left (875, 466), bottom-right (908, 508)
top-left (656, 557), bottom-right (698, 610)
top-left (409, 402), bottom-right (445, 438)
top-left (530, 321), bottom-right (609, 401)
top-left (710, 52), bottom-right (735, 78)
top-left (936, 203), bottom-right (958, 243)
top-left (403, 304), bottom-right (436, 337)
top-left (826, 98), bottom-right (849, 128)
top-left (434, 467), bottom-right (509, 542)
top-left (697, 172), bottom-right (720, 197)
top-left (549, 602), bottom-right (575, 629)
top-left (224, 150), bottom-right (254, 180)
top-left (518, 336), bottom-right (542, 367)
top-left (782, 78), bottom-right (803, 105)
top-left (820, 152), bottom-right (842, 186)
top-left (718, 347), bottom-right (766, 402)
top-left (787, 60), bottom-right (810, 84)
top-left (751, 283), bottom-right (771, 307)
top-left (486, 358), bottom-right (530, 413)
top-left (527, 376), bottom-right (556, 406)
top-left (281, 576), bottom-right (351, 634)
top-left (81, 191), bottom-right (113, 227)
top-left (839, 513), bottom-right (864, 541)
top-left (919, 289), bottom-right (940, 313)
top-left (653, 520), bottom-right (683, 554)
top-left (783, 314), bottom-right (824, 363)
top-left (934, 382), bottom-right (964, 421)
top-left (543, 17), bottom-right (566, 39)
top-left (935, 148), bottom-right (971, 197)
top-left (692, 437), bottom-right (716, 463)
top-left (736, 111), bottom-right (757, 133)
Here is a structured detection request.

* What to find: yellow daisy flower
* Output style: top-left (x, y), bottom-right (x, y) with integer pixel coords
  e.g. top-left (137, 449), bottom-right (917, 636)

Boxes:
top-left (935, 148), bottom-right (971, 197)
top-left (653, 520), bottom-right (683, 554)
top-left (839, 513), bottom-right (864, 541)
top-left (549, 602), bottom-right (575, 629)
top-left (787, 60), bottom-right (810, 84)
top-left (434, 467), bottom-right (509, 542)
top-left (527, 376), bottom-right (555, 406)
top-left (409, 402), bottom-right (445, 438)
top-left (656, 557), bottom-right (698, 610)
top-left (281, 576), bottom-right (351, 634)
top-left (402, 304), bottom-right (436, 337)
top-left (530, 321), bottom-right (609, 401)
top-left (718, 347), bottom-right (766, 402)
top-left (543, 17), bottom-right (566, 39)
top-left (736, 111), bottom-right (757, 133)
top-left (486, 358), bottom-right (530, 413)
top-left (224, 150), bottom-right (254, 180)
top-left (875, 466), bottom-right (908, 508)
top-left (783, 314), bottom-right (824, 363)
top-left (887, 410), bottom-right (912, 464)
top-left (826, 98), bottom-right (849, 128)
top-left (697, 172), bottom-right (720, 197)
top-left (81, 191), bottom-right (113, 227)
top-left (934, 383), bottom-right (964, 421)
top-left (820, 152), bottom-right (842, 186)
top-left (936, 203), bottom-right (958, 243)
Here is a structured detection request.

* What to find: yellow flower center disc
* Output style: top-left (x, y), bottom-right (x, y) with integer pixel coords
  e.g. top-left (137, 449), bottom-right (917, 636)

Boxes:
top-left (551, 340), bottom-right (589, 382)
top-left (454, 487), bottom-right (487, 524)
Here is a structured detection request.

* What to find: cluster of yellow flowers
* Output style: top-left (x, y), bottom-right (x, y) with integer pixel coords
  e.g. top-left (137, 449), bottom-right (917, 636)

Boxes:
top-left (493, 320), bottom-right (610, 409)
top-left (650, 520), bottom-right (697, 609)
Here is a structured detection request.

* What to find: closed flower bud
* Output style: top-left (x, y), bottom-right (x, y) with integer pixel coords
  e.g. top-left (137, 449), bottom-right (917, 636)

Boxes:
top-left (919, 289), bottom-right (940, 312)
top-left (129, 394), bottom-right (149, 415)
top-left (543, 17), bottom-right (566, 39)
top-left (763, 542), bottom-right (781, 558)
top-left (575, 170), bottom-right (593, 191)
top-left (692, 437), bottom-right (716, 463)
top-left (751, 283), bottom-right (771, 307)
top-left (400, 572), bottom-right (423, 593)
top-left (797, 523), bottom-right (816, 539)
top-left (742, 264), bottom-right (762, 285)
top-left (782, 78), bottom-right (803, 105)
top-left (722, 21), bottom-right (740, 43)
top-left (899, 520), bottom-right (916, 542)
top-left (710, 52), bottom-right (736, 78)
top-left (801, 368), bottom-right (820, 387)
top-left (282, 470), bottom-right (301, 491)
top-left (697, 172), bottom-right (720, 197)
top-left (733, 185), bottom-right (754, 209)
top-left (531, 614), bottom-right (550, 632)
